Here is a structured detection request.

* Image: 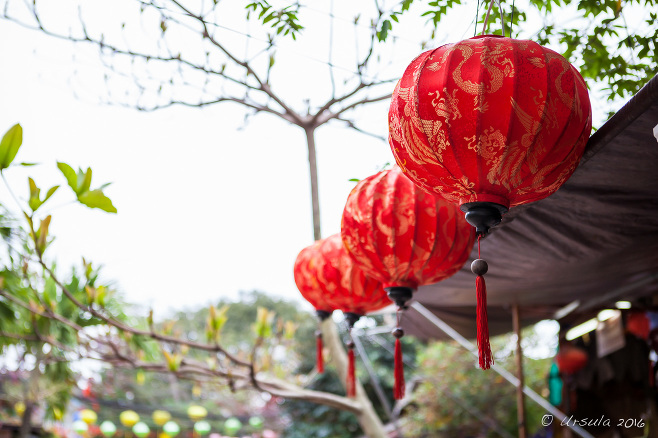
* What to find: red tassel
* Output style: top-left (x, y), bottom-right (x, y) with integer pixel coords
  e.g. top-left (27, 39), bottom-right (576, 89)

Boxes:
top-left (476, 274), bottom-right (493, 369)
top-left (394, 337), bottom-right (405, 400)
top-left (316, 333), bottom-right (324, 374)
top-left (347, 348), bottom-right (356, 397)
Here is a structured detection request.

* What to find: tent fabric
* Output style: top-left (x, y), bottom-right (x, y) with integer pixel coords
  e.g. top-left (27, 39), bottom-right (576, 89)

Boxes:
top-left (403, 74), bottom-right (658, 340)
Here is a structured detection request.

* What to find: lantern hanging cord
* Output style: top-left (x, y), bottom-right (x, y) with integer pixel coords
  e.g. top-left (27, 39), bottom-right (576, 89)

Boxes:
top-left (393, 307), bottom-right (406, 399)
top-left (481, 0), bottom-right (495, 35)
top-left (346, 327), bottom-right (357, 397)
top-left (481, 0), bottom-right (506, 36)
top-left (474, 0), bottom-right (481, 37)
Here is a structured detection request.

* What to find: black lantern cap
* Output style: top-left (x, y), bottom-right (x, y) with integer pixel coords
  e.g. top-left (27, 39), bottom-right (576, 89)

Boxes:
top-left (385, 286), bottom-right (414, 309)
top-left (460, 202), bottom-right (509, 236)
top-left (343, 312), bottom-right (362, 329)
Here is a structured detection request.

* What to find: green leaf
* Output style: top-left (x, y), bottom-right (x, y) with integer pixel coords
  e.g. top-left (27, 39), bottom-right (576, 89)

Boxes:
top-left (36, 215), bottom-right (52, 254)
top-left (57, 162), bottom-right (79, 193)
top-left (28, 178), bottom-right (59, 212)
top-left (78, 189), bottom-right (117, 213)
top-left (377, 19), bottom-right (392, 42)
top-left (28, 177), bottom-right (42, 211)
top-left (79, 167), bottom-right (92, 194)
top-left (0, 124), bottom-right (23, 170)
top-left (19, 162), bottom-right (38, 166)
top-left (44, 185), bottom-right (59, 202)
top-left (43, 277), bottom-right (57, 310)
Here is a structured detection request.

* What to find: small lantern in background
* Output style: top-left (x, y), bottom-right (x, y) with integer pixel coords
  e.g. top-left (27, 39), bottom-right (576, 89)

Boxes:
top-left (132, 422), bottom-right (150, 438)
top-left (81, 409), bottom-right (98, 425)
top-left (297, 234), bottom-right (390, 397)
top-left (120, 411), bottom-right (140, 428)
top-left (162, 421), bottom-right (180, 438)
top-left (555, 345), bottom-right (588, 375)
top-left (152, 410), bottom-right (171, 427)
top-left (194, 421), bottom-right (211, 436)
top-left (100, 421), bottom-right (117, 438)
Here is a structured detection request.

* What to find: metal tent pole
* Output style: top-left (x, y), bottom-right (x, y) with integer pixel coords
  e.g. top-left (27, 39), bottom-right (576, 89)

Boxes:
top-left (410, 302), bottom-right (594, 438)
top-left (512, 304), bottom-right (527, 438)
top-left (351, 332), bottom-right (394, 418)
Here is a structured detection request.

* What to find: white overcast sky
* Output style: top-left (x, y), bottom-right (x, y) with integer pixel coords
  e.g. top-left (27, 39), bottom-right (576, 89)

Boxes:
top-left (0, 0), bottom-right (621, 318)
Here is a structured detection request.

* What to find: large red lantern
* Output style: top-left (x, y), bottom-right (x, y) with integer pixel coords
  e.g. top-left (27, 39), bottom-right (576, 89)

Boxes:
top-left (341, 166), bottom-right (474, 397)
top-left (294, 234), bottom-right (390, 396)
top-left (388, 35), bottom-right (591, 369)
top-left (389, 35), bottom-right (592, 229)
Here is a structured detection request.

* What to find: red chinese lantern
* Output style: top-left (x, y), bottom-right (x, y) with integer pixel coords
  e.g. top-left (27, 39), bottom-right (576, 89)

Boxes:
top-left (294, 234), bottom-right (390, 396)
top-left (555, 345), bottom-right (588, 375)
top-left (341, 167), bottom-right (474, 398)
top-left (389, 35), bottom-right (592, 369)
top-left (294, 241), bottom-right (335, 375)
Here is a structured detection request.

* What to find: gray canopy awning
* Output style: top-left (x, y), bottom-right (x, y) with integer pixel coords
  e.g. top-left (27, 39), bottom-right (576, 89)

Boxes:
top-left (403, 74), bottom-right (658, 340)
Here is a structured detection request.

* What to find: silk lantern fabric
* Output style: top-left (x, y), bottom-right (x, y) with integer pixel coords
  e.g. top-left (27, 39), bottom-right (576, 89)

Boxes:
top-left (389, 35), bottom-right (592, 210)
top-left (341, 166), bottom-right (474, 292)
top-left (295, 234), bottom-right (391, 315)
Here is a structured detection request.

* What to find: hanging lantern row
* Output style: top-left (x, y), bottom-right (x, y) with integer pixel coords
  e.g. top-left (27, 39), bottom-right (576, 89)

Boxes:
top-left (294, 234), bottom-right (390, 396)
top-left (295, 170), bottom-right (474, 400)
top-left (74, 411), bottom-right (261, 438)
top-left (295, 26), bottom-right (591, 400)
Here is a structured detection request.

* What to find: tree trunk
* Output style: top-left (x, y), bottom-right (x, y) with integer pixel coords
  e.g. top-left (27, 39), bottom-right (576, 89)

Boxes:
top-left (321, 318), bottom-right (387, 438)
top-left (304, 127), bottom-right (322, 241)
top-left (19, 402), bottom-right (33, 438)
top-left (168, 373), bottom-right (182, 402)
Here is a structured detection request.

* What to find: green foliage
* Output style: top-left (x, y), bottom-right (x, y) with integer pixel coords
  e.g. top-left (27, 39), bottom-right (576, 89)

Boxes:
top-left (422, 0), bottom-right (463, 27)
top-left (378, 0), bottom-right (657, 102)
top-left (27, 178), bottom-right (59, 212)
top-left (57, 162), bottom-right (117, 213)
top-left (246, 1), bottom-right (303, 39)
top-left (0, 260), bottom-right (128, 421)
top-left (0, 123), bottom-right (127, 425)
top-left (166, 290), bottom-right (316, 349)
top-left (403, 328), bottom-right (552, 437)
